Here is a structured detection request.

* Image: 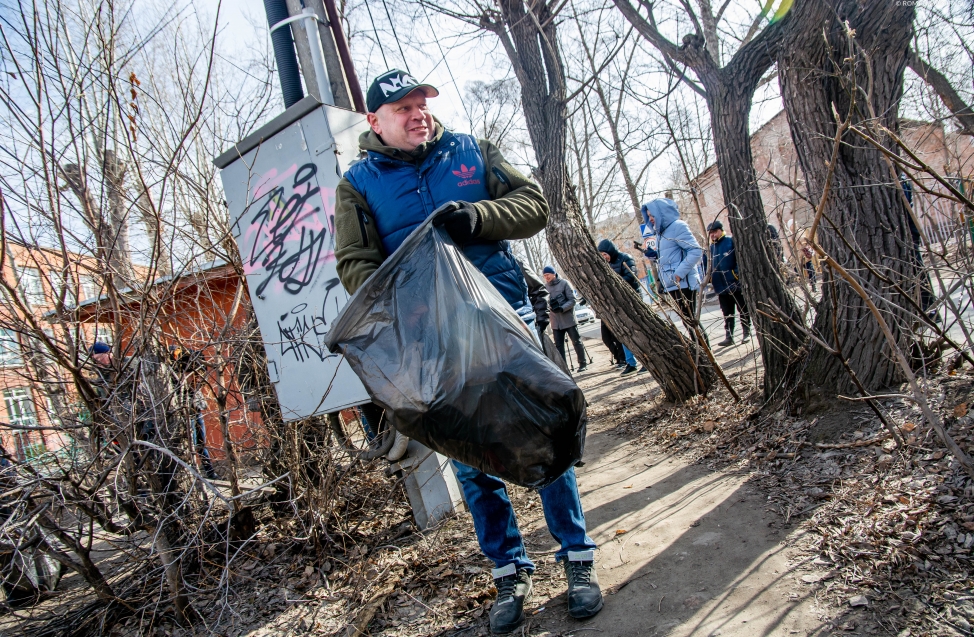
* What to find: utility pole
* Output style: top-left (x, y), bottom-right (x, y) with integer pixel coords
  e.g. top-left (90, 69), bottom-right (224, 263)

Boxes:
top-left (264, 0), bottom-right (365, 112)
top-left (285, 0), bottom-right (351, 109)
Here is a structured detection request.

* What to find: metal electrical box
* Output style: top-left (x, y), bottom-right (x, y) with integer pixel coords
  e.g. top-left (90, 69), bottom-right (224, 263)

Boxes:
top-left (215, 97), bottom-right (370, 421)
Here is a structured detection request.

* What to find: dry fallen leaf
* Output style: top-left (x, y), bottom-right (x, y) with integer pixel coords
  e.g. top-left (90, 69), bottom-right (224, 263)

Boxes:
top-left (615, 529), bottom-right (628, 536)
top-left (903, 422), bottom-right (917, 432)
top-left (954, 403), bottom-right (968, 418)
top-left (703, 420), bottom-right (716, 433)
top-left (623, 484), bottom-right (633, 489)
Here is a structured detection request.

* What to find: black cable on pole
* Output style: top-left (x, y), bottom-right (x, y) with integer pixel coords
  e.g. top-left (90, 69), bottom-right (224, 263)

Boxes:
top-left (263, 0), bottom-right (304, 107)
top-left (363, 0), bottom-right (390, 70)
top-left (379, 0), bottom-right (410, 73)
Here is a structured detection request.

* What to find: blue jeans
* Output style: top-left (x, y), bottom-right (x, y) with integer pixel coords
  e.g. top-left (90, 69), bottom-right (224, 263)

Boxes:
top-left (622, 344), bottom-right (637, 367)
top-left (452, 461), bottom-right (597, 571)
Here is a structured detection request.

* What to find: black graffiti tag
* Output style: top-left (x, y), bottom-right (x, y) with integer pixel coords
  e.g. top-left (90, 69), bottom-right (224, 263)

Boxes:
top-left (277, 277), bottom-right (342, 363)
top-left (248, 163), bottom-right (328, 297)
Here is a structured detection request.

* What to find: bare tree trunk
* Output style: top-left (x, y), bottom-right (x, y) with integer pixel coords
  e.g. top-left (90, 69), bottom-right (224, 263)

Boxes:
top-left (101, 150), bottom-right (135, 281)
top-left (135, 188), bottom-right (172, 277)
top-left (485, 0), bottom-right (713, 401)
top-left (779, 0), bottom-right (917, 397)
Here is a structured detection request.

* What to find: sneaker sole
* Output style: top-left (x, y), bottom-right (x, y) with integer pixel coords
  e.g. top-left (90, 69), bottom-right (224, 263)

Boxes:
top-left (491, 588), bottom-right (533, 634)
top-left (491, 612), bottom-right (525, 635)
top-left (569, 596), bottom-right (604, 619)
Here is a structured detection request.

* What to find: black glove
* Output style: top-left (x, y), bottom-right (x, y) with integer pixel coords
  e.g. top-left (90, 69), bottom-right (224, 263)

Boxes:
top-left (433, 201), bottom-right (481, 243)
top-left (633, 241), bottom-right (643, 250)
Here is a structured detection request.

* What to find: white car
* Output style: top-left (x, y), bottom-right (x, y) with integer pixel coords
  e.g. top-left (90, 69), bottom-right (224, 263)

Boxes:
top-left (575, 305), bottom-right (596, 325)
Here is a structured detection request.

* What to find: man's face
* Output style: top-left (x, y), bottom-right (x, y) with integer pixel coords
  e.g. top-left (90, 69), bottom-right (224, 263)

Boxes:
top-left (647, 213), bottom-right (655, 228)
top-left (93, 352), bottom-right (111, 367)
top-left (366, 90), bottom-right (435, 152)
top-left (600, 252), bottom-right (611, 262)
top-left (543, 273), bottom-right (556, 284)
top-left (709, 229), bottom-right (722, 243)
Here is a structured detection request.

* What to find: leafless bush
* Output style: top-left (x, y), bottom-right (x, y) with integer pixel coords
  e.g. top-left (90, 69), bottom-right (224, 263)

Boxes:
top-left (0, 2), bottom-right (411, 633)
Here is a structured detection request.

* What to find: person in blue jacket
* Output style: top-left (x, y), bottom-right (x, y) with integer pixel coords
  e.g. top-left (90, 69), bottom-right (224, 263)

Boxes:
top-left (702, 220), bottom-right (751, 346)
top-left (334, 70), bottom-right (602, 634)
top-left (641, 199), bottom-right (704, 334)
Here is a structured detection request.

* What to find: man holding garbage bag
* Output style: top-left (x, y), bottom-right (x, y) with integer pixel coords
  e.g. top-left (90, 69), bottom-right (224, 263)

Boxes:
top-left (334, 70), bottom-right (602, 634)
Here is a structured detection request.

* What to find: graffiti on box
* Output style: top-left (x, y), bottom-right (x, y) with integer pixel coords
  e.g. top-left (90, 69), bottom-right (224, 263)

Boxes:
top-left (241, 161), bottom-right (346, 364)
top-left (243, 162), bottom-right (336, 298)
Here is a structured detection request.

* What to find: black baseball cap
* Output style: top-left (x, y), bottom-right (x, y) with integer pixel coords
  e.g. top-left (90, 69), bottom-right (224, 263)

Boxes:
top-left (366, 69), bottom-right (439, 113)
top-left (707, 220), bottom-right (724, 232)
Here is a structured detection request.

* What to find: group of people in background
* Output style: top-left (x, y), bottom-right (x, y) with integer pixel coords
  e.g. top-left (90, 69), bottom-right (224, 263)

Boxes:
top-left (536, 197), bottom-right (753, 376)
top-left (542, 196), bottom-right (817, 374)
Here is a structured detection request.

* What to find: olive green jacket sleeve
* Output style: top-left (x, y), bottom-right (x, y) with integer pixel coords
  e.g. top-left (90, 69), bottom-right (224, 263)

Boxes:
top-left (334, 178), bottom-right (385, 295)
top-left (474, 139), bottom-right (549, 241)
top-left (333, 138), bottom-right (550, 295)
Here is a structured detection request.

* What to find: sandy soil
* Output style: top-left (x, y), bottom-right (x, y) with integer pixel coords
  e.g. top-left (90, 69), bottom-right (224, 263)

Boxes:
top-left (500, 335), bottom-right (849, 637)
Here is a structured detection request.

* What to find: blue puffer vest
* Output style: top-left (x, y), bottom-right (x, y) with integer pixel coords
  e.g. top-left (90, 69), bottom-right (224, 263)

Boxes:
top-left (345, 131), bottom-right (529, 310)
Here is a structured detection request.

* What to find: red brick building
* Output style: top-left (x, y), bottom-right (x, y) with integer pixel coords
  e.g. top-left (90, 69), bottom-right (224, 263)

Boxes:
top-left (0, 242), bottom-right (115, 461)
top-left (72, 262), bottom-right (262, 461)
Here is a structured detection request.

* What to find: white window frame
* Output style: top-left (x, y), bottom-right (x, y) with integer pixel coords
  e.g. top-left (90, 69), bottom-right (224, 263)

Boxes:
top-left (92, 325), bottom-right (114, 347)
top-left (47, 269), bottom-right (77, 307)
top-left (79, 274), bottom-right (100, 303)
top-left (0, 329), bottom-right (22, 367)
top-left (17, 266), bottom-right (45, 307)
top-left (4, 388), bottom-right (40, 460)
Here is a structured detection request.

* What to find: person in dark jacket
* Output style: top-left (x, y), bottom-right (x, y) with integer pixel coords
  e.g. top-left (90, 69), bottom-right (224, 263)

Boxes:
top-left (597, 239), bottom-right (639, 290)
top-left (596, 239), bottom-right (646, 376)
top-left (766, 224), bottom-right (784, 266)
top-left (703, 221), bottom-right (751, 346)
top-left (601, 323), bottom-right (627, 368)
top-left (543, 266), bottom-right (588, 372)
top-left (519, 259), bottom-right (550, 339)
top-left (334, 70), bottom-right (601, 633)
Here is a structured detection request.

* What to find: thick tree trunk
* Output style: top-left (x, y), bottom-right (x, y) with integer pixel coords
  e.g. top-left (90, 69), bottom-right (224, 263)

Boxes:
top-left (779, 0), bottom-right (916, 395)
top-left (707, 83), bottom-right (805, 397)
top-left (547, 178), bottom-right (712, 401)
top-left (613, 0), bottom-right (805, 400)
top-left (489, 0), bottom-right (713, 401)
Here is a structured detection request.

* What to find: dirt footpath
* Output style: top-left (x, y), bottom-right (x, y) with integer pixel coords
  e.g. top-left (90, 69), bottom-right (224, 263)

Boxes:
top-left (509, 339), bottom-right (835, 637)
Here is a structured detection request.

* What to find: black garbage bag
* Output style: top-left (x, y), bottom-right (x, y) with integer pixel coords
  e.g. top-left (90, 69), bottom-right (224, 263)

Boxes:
top-left (325, 218), bottom-right (586, 488)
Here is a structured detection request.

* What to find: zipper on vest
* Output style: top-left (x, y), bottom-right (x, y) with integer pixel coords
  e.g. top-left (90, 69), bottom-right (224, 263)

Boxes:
top-left (356, 205), bottom-right (370, 248)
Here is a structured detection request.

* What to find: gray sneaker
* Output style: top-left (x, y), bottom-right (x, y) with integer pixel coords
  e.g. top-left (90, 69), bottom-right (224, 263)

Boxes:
top-left (562, 551), bottom-right (603, 619)
top-left (489, 564), bottom-right (532, 634)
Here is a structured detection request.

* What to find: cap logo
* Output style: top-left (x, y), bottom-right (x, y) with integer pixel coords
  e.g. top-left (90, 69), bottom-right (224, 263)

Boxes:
top-left (379, 73), bottom-right (419, 97)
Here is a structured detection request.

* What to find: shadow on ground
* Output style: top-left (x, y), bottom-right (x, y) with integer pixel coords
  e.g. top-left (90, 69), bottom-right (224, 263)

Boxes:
top-left (504, 418), bottom-right (831, 637)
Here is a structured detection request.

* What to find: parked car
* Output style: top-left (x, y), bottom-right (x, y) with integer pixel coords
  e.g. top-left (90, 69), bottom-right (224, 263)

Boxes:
top-left (573, 293), bottom-right (597, 325)
top-left (575, 306), bottom-right (596, 325)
